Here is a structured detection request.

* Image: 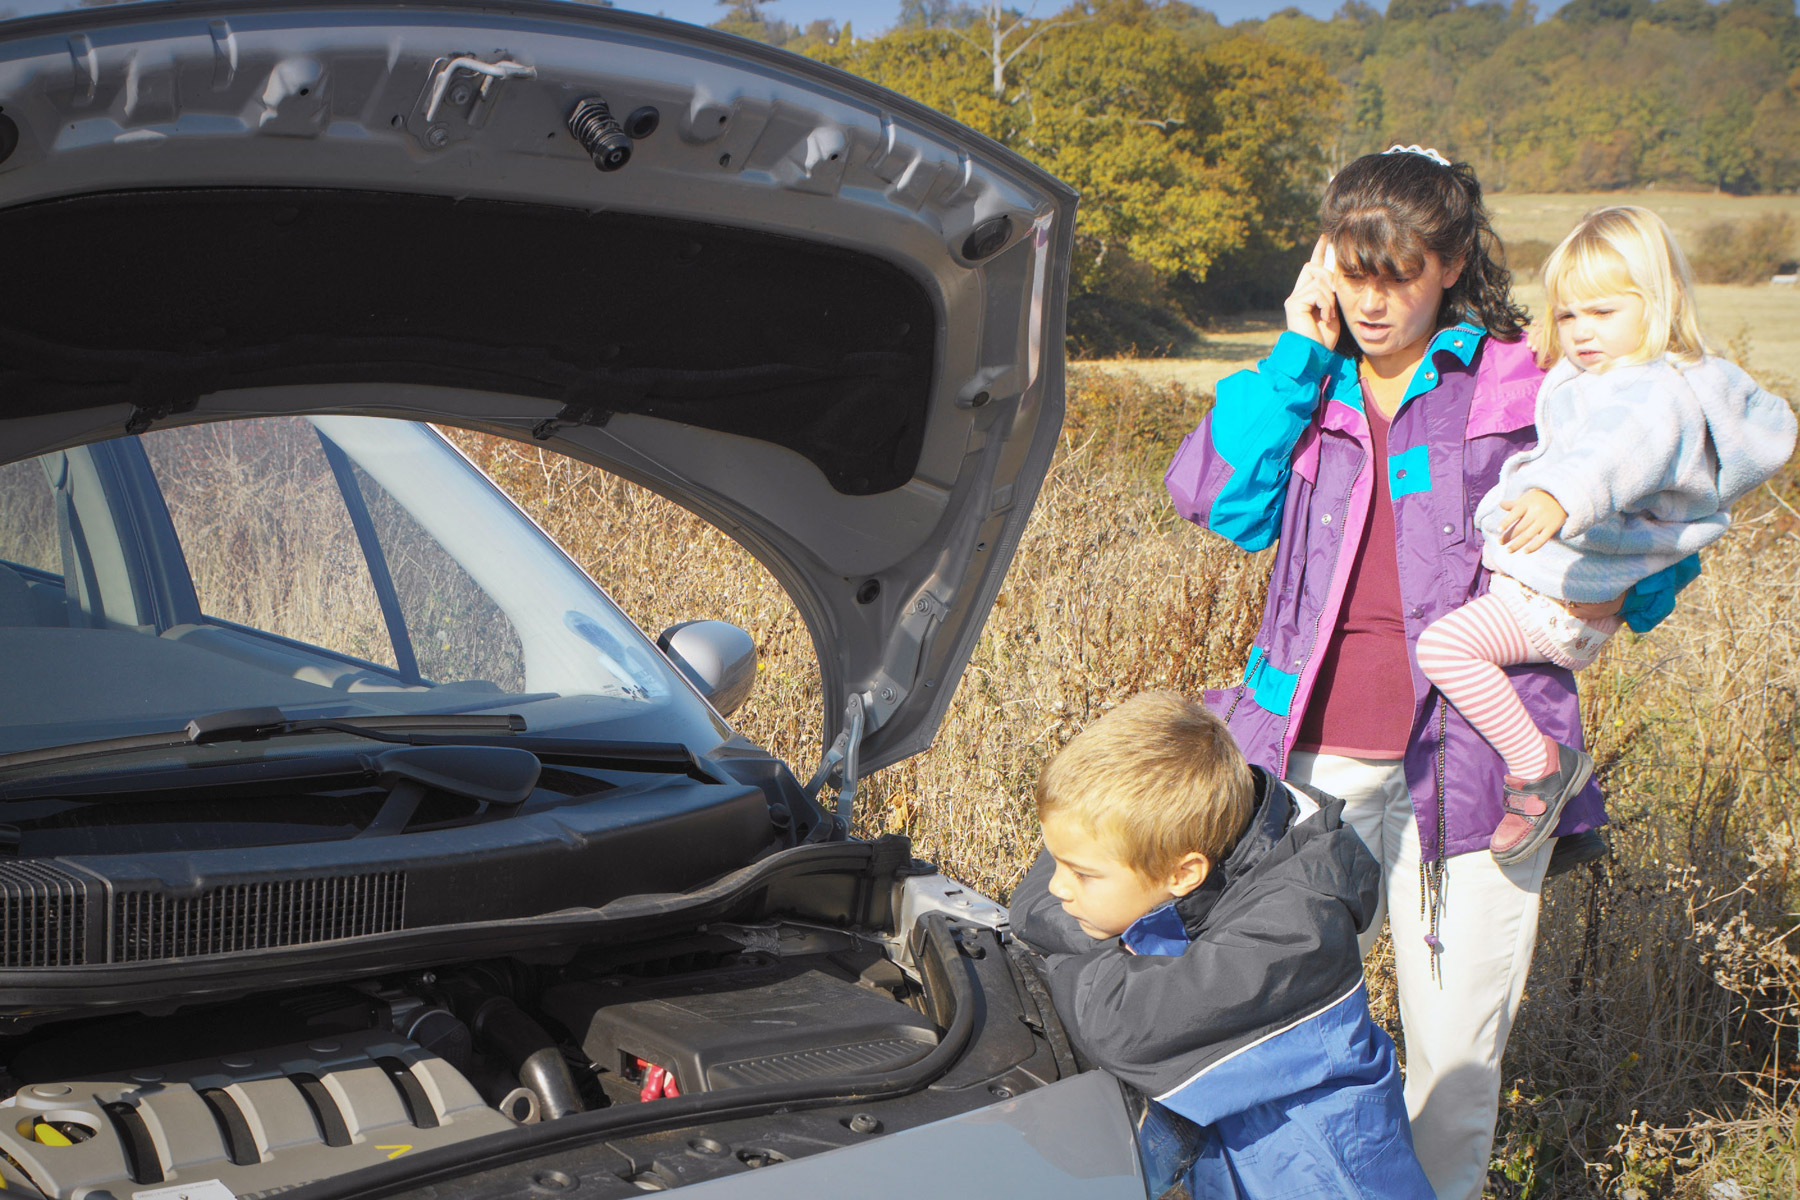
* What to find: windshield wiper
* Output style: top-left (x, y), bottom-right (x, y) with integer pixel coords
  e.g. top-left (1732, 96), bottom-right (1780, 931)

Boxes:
top-left (0, 707), bottom-right (528, 773)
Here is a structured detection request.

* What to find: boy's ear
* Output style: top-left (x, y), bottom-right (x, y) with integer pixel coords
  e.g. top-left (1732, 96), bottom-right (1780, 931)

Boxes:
top-left (1165, 851), bottom-right (1212, 898)
top-left (1440, 255), bottom-right (1466, 291)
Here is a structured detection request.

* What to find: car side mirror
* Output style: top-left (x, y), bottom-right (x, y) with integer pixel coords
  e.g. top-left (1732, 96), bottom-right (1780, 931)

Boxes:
top-left (657, 620), bottom-right (757, 718)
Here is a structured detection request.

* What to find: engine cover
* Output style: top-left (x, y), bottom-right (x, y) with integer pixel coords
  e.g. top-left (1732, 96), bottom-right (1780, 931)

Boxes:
top-left (542, 961), bottom-right (937, 1096)
top-left (0, 1031), bottom-right (516, 1198)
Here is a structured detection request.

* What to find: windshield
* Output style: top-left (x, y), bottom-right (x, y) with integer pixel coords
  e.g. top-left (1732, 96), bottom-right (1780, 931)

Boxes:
top-left (0, 415), bottom-right (728, 757)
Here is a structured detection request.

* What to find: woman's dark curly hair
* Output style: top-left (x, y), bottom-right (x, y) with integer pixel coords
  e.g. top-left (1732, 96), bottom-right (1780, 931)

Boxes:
top-left (1320, 151), bottom-right (1527, 355)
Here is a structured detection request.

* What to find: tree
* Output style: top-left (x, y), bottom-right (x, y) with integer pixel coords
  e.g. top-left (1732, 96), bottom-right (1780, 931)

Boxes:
top-left (948, 0), bottom-right (1094, 100)
top-left (1386, 0), bottom-right (1460, 21)
top-left (813, 26), bottom-right (1013, 138)
top-left (816, 3), bottom-right (1337, 350)
top-left (712, 0), bottom-right (797, 44)
top-left (1554, 0), bottom-right (1651, 25)
top-left (896, 0), bottom-right (982, 28)
top-left (1646, 0), bottom-right (1716, 33)
top-left (1749, 86), bottom-right (1800, 189)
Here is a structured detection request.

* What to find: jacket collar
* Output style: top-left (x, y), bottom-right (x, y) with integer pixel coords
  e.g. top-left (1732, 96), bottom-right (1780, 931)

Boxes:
top-left (1327, 321), bottom-right (1485, 415)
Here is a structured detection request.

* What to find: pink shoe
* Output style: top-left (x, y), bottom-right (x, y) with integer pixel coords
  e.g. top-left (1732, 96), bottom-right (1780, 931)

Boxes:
top-left (1491, 739), bottom-right (1593, 866)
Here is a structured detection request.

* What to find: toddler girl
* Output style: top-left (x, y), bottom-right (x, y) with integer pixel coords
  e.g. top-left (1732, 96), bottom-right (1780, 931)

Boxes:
top-left (1416, 205), bottom-right (1796, 865)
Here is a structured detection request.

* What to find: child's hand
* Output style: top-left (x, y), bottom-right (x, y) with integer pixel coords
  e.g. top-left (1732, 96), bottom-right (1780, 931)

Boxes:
top-left (1498, 489), bottom-right (1568, 553)
top-left (1283, 236), bottom-right (1341, 350)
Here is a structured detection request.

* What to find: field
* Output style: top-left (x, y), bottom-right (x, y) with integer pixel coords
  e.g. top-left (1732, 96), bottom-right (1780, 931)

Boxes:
top-left (451, 401), bottom-right (1800, 1198)
top-left (1486, 193), bottom-right (1800, 262)
top-left (445, 192), bottom-right (1800, 1198)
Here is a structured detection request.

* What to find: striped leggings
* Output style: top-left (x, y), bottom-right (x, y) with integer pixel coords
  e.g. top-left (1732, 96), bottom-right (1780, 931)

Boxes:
top-left (1415, 595), bottom-right (1555, 781)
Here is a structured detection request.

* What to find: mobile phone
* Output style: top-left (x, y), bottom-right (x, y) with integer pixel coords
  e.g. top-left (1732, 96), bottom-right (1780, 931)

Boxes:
top-left (1322, 243), bottom-right (1337, 274)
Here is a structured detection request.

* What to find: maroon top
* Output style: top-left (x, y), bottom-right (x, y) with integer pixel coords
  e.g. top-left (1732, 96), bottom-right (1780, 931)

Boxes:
top-left (1293, 387), bottom-right (1415, 760)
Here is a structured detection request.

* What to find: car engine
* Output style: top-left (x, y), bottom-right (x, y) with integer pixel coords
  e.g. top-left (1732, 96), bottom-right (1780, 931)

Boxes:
top-left (0, 858), bottom-right (1069, 1199)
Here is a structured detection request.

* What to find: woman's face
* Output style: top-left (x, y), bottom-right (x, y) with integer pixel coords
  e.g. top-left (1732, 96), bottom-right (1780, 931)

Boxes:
top-left (1330, 249), bottom-right (1464, 370)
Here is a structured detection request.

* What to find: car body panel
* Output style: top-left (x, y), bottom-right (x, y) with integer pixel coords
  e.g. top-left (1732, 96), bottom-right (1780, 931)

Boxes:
top-left (386, 1069), bottom-right (1150, 1200)
top-left (676, 1071), bottom-right (1146, 1200)
top-left (0, 0), bottom-right (1076, 776)
top-left (0, 9), bottom-right (1134, 1198)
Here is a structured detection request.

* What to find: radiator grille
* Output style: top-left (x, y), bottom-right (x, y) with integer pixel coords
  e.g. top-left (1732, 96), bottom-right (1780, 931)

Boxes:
top-left (0, 861), bottom-right (87, 967)
top-left (113, 873), bottom-right (406, 962)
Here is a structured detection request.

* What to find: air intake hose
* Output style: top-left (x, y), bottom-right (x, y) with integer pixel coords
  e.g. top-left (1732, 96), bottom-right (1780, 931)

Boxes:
top-left (442, 975), bottom-right (583, 1121)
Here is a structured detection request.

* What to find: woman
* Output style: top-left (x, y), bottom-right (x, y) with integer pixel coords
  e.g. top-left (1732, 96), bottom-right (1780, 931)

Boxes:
top-left (1164, 147), bottom-right (1692, 1199)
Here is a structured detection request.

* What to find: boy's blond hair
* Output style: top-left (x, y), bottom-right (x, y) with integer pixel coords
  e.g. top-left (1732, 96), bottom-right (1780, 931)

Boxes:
top-left (1035, 691), bottom-right (1255, 879)
top-left (1530, 205), bottom-right (1706, 370)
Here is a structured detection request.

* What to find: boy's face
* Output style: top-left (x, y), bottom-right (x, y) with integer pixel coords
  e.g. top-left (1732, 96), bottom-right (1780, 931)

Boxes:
top-left (1040, 812), bottom-right (1208, 940)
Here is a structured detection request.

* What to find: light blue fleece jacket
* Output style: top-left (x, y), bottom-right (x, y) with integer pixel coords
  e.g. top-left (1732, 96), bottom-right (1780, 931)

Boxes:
top-left (1475, 354), bottom-right (1796, 602)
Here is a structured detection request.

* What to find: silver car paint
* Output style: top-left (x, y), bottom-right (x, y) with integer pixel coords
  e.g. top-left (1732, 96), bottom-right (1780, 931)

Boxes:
top-left (0, 10), bottom-right (1129, 1195)
top-left (0, 0), bottom-right (1077, 780)
top-left (669, 1071), bottom-right (1147, 1200)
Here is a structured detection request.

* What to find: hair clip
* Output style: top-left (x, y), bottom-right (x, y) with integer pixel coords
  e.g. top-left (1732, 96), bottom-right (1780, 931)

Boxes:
top-left (1383, 144), bottom-right (1451, 167)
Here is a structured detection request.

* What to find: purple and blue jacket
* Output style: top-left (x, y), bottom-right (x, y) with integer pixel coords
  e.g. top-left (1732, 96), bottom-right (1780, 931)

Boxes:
top-left (1164, 326), bottom-right (1696, 862)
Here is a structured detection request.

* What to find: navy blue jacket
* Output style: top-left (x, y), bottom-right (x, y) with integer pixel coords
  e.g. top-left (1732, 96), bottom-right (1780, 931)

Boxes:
top-left (1012, 767), bottom-right (1432, 1199)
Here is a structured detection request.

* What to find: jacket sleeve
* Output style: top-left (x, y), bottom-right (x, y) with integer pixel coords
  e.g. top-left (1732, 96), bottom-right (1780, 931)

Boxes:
top-left (1164, 332), bottom-right (1336, 552)
top-left (1619, 553), bottom-right (1702, 634)
top-left (1516, 370), bottom-right (1697, 539)
top-left (1009, 849), bottom-right (1106, 957)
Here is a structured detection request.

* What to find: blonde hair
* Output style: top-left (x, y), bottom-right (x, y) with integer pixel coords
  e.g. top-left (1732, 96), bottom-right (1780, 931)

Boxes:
top-left (1035, 691), bottom-right (1255, 879)
top-left (1530, 205), bottom-right (1706, 370)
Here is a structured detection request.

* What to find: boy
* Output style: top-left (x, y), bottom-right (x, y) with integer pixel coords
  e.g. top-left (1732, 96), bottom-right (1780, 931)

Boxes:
top-left (1011, 691), bottom-right (1432, 1199)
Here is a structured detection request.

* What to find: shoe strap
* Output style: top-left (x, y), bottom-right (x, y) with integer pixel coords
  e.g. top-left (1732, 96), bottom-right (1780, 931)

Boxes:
top-left (1501, 789), bottom-right (1548, 818)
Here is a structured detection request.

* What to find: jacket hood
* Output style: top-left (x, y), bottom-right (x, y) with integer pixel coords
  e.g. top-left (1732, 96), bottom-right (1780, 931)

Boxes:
top-left (1170, 766), bottom-right (1380, 940)
top-left (0, 0), bottom-right (1075, 777)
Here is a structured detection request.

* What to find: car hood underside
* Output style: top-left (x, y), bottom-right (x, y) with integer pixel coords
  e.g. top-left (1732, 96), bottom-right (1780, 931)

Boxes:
top-left (0, 0), bottom-right (1075, 774)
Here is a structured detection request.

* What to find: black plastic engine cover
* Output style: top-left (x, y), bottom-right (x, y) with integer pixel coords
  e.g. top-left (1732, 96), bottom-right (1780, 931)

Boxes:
top-left (542, 962), bottom-right (937, 1095)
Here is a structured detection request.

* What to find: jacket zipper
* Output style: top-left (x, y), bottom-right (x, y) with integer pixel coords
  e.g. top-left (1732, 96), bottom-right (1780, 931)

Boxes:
top-left (1278, 444), bottom-right (1366, 775)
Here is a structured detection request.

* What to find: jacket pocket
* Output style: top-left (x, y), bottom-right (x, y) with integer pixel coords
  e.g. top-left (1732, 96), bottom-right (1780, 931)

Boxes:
top-left (1344, 1095), bottom-right (1432, 1200)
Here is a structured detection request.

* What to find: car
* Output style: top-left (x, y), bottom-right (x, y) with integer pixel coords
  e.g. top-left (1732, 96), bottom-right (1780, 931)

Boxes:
top-left (0, 2), bottom-right (1170, 1197)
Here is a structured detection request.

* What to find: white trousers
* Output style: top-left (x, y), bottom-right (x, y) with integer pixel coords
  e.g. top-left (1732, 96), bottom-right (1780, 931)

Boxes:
top-left (1286, 752), bottom-right (1551, 1200)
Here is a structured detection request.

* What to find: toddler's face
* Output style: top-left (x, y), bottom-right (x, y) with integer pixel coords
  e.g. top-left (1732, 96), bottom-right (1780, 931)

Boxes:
top-left (1040, 811), bottom-right (1187, 940)
top-left (1553, 291), bottom-right (1646, 370)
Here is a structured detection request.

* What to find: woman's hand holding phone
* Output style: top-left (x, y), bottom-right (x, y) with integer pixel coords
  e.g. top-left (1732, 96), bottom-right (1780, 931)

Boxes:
top-left (1284, 236), bottom-right (1342, 350)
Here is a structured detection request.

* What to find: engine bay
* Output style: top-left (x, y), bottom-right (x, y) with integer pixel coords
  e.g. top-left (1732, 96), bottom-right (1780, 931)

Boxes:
top-left (0, 857), bottom-right (1069, 1199)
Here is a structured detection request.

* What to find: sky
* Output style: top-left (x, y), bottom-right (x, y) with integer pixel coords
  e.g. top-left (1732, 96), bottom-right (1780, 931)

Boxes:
top-left (621, 0), bottom-right (1358, 35)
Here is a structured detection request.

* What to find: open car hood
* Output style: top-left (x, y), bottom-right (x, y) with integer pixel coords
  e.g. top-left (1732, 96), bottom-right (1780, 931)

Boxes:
top-left (0, 0), bottom-right (1073, 775)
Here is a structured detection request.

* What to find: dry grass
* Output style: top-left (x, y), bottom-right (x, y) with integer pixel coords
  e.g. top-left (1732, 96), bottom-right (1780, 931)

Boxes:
top-left (1080, 311), bottom-right (1287, 395)
top-left (447, 356), bottom-right (1800, 1197)
top-left (138, 419), bottom-right (398, 668)
top-left (438, 428), bottom-right (828, 764)
top-left (1494, 505), bottom-right (1800, 1198)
